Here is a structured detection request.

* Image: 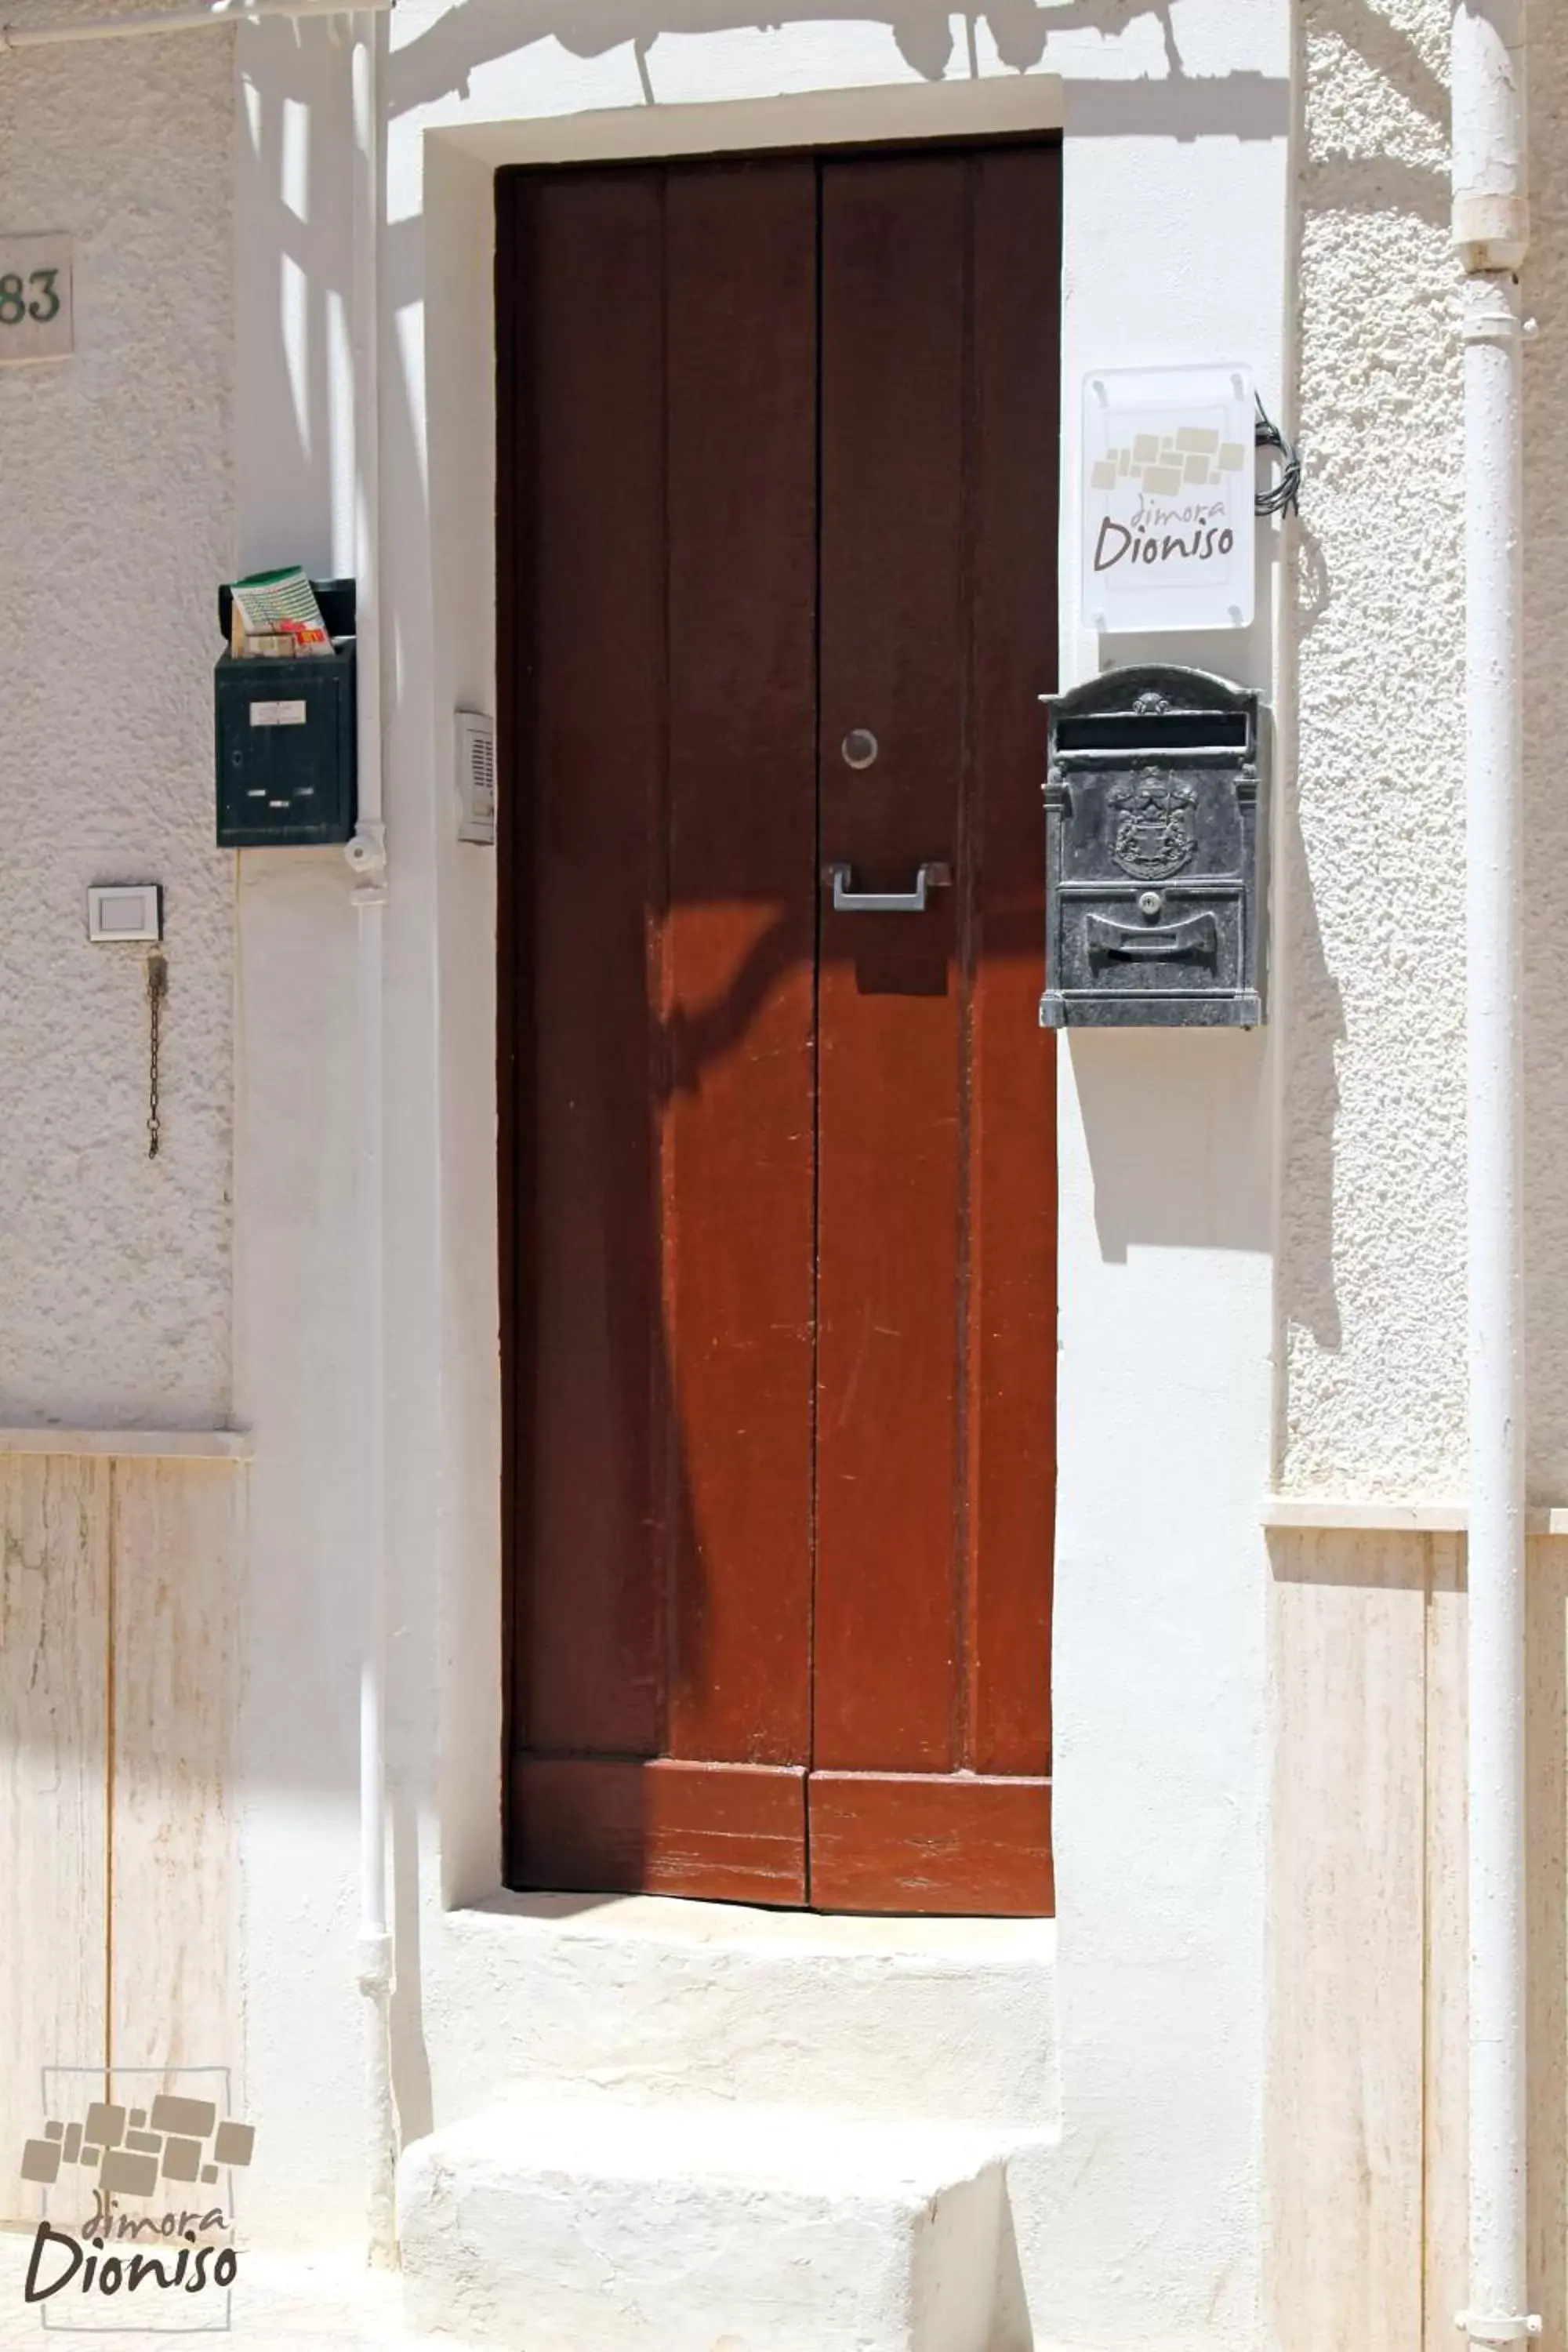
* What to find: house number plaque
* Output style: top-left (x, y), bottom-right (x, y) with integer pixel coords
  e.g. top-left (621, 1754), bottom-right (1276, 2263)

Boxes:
top-left (0, 235), bottom-right (73, 365)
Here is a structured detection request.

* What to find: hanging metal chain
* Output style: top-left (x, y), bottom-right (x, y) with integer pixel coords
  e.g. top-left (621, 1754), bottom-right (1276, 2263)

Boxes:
top-left (146, 950), bottom-right (168, 1160)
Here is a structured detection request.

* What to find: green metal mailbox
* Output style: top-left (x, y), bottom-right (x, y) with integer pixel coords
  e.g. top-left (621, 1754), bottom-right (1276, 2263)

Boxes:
top-left (215, 578), bottom-right (357, 848)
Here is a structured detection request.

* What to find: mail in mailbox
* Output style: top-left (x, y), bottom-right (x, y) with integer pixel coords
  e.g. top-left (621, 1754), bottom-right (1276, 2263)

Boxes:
top-left (1039, 663), bottom-right (1268, 1029)
top-left (214, 577), bottom-right (358, 849)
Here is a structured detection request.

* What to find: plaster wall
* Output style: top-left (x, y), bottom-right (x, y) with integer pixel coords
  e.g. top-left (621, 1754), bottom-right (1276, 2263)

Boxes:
top-left (1042, 35), bottom-right (1283, 2346)
top-left (1264, 20), bottom-right (1568, 2349)
top-left (1280, 0), bottom-right (1568, 1499)
top-left (0, 31), bottom-right (234, 1429)
top-left (1, 2), bottom-right (1289, 2343)
top-left (229, 29), bottom-right (374, 2238)
top-left (1279, 0), bottom-right (1463, 1500)
top-left (227, 17), bottom-right (1288, 2352)
top-left (11, 1), bottom-right (1568, 2342)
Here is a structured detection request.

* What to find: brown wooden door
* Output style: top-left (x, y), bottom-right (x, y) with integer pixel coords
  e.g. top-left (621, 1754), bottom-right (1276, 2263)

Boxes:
top-left (498, 143), bottom-right (1059, 1917)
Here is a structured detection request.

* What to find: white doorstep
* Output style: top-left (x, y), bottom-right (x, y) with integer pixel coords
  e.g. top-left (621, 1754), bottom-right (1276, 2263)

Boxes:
top-left (397, 2092), bottom-right (1022, 2352)
top-left (429, 1896), bottom-right (1057, 2132)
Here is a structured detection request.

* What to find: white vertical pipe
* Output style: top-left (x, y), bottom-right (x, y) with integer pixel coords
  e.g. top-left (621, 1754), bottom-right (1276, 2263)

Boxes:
top-left (347, 1), bottom-right (396, 2272)
top-left (1453, 0), bottom-right (1530, 274)
top-left (1454, 5), bottom-right (1534, 2346)
top-left (1461, 263), bottom-right (1532, 2351)
top-left (350, 10), bottom-right (383, 847)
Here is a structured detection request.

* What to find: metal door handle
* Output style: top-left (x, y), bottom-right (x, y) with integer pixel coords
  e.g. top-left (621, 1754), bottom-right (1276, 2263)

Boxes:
top-left (823, 862), bottom-right (953, 914)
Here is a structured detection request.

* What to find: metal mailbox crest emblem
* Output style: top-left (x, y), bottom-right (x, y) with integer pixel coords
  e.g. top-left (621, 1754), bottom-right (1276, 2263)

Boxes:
top-left (1109, 774), bottom-right (1200, 882)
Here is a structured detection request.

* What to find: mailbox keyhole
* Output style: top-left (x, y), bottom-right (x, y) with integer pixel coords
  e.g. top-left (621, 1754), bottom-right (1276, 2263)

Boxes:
top-left (1137, 890), bottom-right (1163, 920)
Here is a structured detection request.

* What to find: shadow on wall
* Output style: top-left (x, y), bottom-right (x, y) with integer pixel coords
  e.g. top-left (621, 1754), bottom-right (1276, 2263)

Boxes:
top-left (1070, 1027), bottom-right (1272, 1262)
top-left (1280, 0), bottom-right (1568, 1490)
top-left (387, 0), bottom-right (1287, 127)
top-left (234, 20), bottom-right (447, 2197)
top-left (1269, 19), bottom-right (1568, 2320)
top-left (1274, 594), bottom-right (1344, 1353)
top-left (1298, 0), bottom-right (1447, 223)
top-left (1050, 1), bottom-right (1443, 1283)
top-left (230, 0), bottom-right (1496, 2246)
top-left (1274, 0), bottom-right (1449, 1395)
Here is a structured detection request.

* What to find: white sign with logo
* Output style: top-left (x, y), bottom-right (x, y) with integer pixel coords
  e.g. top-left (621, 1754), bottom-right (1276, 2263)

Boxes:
top-left (1082, 364), bottom-right (1254, 633)
top-left (0, 234), bottom-right (72, 365)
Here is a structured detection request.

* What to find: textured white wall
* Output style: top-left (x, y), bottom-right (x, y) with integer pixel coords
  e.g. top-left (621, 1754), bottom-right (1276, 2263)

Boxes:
top-left (1281, 0), bottom-right (1464, 1497)
top-left (368, 16), bottom-right (1288, 2352)
top-left (1044, 21), bottom-right (1285, 2344)
top-left (222, 17), bottom-right (1291, 2339)
top-left (229, 22), bottom-right (366, 2249)
top-left (1283, 0), bottom-right (1568, 1500)
top-left (0, 35), bottom-right (234, 1428)
top-left (17, 4), bottom-right (1568, 2336)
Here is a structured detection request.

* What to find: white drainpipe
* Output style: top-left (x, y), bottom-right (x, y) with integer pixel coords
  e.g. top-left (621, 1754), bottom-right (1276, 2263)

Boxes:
top-left (346, 1), bottom-right (397, 2271)
top-left (1452, 5), bottom-right (1536, 2346)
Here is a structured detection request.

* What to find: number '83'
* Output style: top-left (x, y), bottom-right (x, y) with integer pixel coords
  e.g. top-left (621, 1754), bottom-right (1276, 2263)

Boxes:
top-left (0, 270), bottom-right (61, 327)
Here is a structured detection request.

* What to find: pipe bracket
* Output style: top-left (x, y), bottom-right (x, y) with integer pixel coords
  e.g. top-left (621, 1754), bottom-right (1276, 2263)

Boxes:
top-left (1458, 273), bottom-right (1526, 350)
top-left (1453, 192), bottom-right (1530, 276)
top-left (1454, 2313), bottom-right (1543, 2343)
top-left (356, 1928), bottom-right (394, 1998)
top-left (345, 819), bottom-right (388, 903)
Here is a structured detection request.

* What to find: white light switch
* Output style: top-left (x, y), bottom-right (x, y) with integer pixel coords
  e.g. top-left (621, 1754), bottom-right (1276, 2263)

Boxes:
top-left (87, 884), bottom-right (162, 943)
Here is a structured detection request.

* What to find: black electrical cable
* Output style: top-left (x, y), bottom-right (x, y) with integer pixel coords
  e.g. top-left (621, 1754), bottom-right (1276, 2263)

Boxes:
top-left (1254, 394), bottom-right (1301, 517)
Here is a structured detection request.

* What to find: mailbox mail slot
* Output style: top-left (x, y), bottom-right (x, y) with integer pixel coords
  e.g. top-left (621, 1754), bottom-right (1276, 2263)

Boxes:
top-left (1040, 663), bottom-right (1267, 1029)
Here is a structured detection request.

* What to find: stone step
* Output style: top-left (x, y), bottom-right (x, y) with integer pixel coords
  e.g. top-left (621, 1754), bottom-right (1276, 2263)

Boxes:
top-left (397, 2091), bottom-right (1024, 2352)
top-left (429, 1895), bottom-right (1057, 2135)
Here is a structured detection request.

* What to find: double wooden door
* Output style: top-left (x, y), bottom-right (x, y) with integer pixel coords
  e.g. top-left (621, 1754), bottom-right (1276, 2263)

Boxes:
top-left (498, 141), bottom-right (1060, 1915)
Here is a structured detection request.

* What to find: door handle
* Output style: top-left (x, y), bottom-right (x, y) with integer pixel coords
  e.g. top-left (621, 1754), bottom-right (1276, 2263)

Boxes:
top-left (823, 862), bottom-right (953, 914)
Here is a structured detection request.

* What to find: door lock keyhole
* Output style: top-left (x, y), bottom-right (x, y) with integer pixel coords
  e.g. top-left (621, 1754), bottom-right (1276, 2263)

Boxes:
top-left (841, 728), bottom-right (878, 771)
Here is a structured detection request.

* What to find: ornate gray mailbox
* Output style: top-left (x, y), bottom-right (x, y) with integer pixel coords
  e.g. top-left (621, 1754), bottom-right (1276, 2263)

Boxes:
top-left (1039, 664), bottom-right (1267, 1029)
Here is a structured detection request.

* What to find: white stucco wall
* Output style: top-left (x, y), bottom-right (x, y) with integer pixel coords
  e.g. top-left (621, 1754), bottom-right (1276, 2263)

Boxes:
top-left (227, 26), bottom-right (369, 2241)
top-left (13, 0), bottom-right (1568, 2337)
top-left (229, 15), bottom-right (1288, 2352)
top-left (0, 32), bottom-right (234, 1428)
top-left (1267, 13), bottom-right (1568, 2343)
top-left (1282, 0), bottom-right (1568, 1501)
top-left (1044, 26), bottom-right (1283, 2346)
top-left (1281, 0), bottom-right (1463, 1500)
top-left (4, 5), bottom-right (1295, 2345)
